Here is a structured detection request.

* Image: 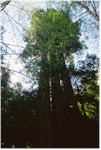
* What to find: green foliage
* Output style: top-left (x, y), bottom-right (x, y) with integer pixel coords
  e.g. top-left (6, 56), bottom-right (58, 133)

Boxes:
top-left (75, 54), bottom-right (99, 120)
top-left (21, 7), bottom-right (82, 82)
top-left (30, 8), bottom-right (81, 54)
top-left (84, 102), bottom-right (99, 120)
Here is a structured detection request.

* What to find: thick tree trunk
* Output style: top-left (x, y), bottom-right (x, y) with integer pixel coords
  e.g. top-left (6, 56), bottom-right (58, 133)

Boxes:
top-left (37, 51), bottom-right (81, 147)
top-left (37, 52), bottom-right (51, 147)
top-left (51, 52), bottom-right (82, 147)
top-left (51, 74), bottom-right (66, 147)
top-left (50, 53), bottom-right (71, 147)
top-left (58, 53), bottom-right (75, 107)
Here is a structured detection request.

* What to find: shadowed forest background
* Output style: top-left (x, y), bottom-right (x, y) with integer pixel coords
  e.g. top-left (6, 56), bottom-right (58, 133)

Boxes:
top-left (1, 0), bottom-right (99, 148)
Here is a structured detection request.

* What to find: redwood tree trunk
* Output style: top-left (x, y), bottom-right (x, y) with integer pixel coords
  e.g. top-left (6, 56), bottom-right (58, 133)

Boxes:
top-left (37, 52), bottom-right (51, 147)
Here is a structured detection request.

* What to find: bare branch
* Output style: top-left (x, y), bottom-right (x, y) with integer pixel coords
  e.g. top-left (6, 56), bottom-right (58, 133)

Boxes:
top-left (76, 10), bottom-right (88, 18)
top-left (9, 3), bottom-right (31, 13)
top-left (92, 1), bottom-right (99, 17)
top-left (1, 42), bottom-right (26, 65)
top-left (3, 10), bottom-right (26, 31)
top-left (9, 3), bottom-right (27, 11)
top-left (1, 42), bottom-right (25, 48)
top-left (1, 0), bottom-right (11, 11)
top-left (3, 10), bottom-right (19, 45)
top-left (2, 53), bottom-right (21, 55)
top-left (3, 67), bottom-right (35, 81)
top-left (76, 1), bottom-right (99, 22)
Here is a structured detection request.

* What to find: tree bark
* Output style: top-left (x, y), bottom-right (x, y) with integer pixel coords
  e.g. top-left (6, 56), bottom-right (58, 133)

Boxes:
top-left (37, 52), bottom-right (51, 147)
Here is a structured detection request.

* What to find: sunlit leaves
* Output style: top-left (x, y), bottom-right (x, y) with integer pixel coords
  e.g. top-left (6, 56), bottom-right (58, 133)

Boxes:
top-left (74, 54), bottom-right (99, 120)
